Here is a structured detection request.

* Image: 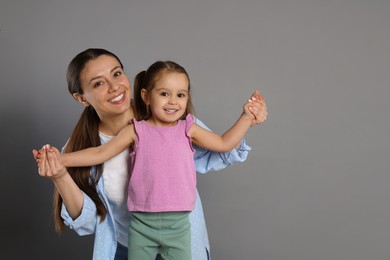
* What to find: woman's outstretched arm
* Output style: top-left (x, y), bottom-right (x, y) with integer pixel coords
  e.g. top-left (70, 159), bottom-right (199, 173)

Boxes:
top-left (33, 147), bottom-right (83, 219)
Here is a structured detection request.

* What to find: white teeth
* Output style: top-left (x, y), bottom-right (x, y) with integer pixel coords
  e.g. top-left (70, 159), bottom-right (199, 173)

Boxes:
top-left (110, 93), bottom-right (124, 103)
top-left (165, 109), bottom-right (177, 113)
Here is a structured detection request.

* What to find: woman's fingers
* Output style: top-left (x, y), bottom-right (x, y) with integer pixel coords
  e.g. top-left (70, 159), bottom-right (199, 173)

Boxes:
top-left (46, 148), bottom-right (57, 171)
top-left (39, 149), bottom-right (49, 177)
top-left (45, 146), bottom-right (68, 180)
top-left (32, 149), bottom-right (39, 159)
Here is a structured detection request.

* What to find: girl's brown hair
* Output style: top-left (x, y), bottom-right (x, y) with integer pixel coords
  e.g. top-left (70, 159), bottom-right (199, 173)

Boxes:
top-left (133, 61), bottom-right (194, 121)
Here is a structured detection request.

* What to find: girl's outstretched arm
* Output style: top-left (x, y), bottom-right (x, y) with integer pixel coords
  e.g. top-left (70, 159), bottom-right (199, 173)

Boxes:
top-left (192, 90), bottom-right (266, 173)
top-left (190, 91), bottom-right (265, 152)
top-left (58, 123), bottom-right (136, 167)
top-left (192, 118), bottom-right (252, 174)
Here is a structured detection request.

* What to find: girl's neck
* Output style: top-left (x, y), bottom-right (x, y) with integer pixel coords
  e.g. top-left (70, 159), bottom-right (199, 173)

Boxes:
top-left (99, 109), bottom-right (135, 136)
top-left (146, 117), bottom-right (179, 127)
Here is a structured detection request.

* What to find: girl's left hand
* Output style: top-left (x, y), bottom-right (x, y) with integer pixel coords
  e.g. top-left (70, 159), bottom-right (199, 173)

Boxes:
top-left (246, 90), bottom-right (268, 126)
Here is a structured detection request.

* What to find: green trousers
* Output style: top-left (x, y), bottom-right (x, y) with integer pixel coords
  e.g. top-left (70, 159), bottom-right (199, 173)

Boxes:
top-left (128, 211), bottom-right (191, 260)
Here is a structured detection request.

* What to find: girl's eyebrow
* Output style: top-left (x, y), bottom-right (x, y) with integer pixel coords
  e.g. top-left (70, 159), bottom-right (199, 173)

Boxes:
top-left (155, 87), bottom-right (189, 92)
top-left (177, 89), bottom-right (189, 94)
top-left (155, 87), bottom-right (171, 93)
top-left (88, 66), bottom-right (122, 84)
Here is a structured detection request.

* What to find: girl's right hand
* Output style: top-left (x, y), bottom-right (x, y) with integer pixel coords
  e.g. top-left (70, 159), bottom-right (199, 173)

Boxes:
top-left (32, 145), bottom-right (68, 181)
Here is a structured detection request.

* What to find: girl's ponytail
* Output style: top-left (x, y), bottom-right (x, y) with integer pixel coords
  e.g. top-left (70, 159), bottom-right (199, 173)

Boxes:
top-left (133, 70), bottom-right (148, 120)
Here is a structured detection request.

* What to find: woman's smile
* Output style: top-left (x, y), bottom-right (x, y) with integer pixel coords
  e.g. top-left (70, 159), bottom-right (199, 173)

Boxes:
top-left (109, 92), bottom-right (125, 104)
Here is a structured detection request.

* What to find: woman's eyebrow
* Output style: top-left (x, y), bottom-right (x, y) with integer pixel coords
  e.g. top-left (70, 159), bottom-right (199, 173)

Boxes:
top-left (88, 66), bottom-right (122, 84)
top-left (110, 66), bottom-right (122, 73)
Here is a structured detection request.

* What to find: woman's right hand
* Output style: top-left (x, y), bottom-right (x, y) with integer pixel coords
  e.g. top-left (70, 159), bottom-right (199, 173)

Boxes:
top-left (32, 145), bottom-right (68, 181)
top-left (32, 145), bottom-right (84, 219)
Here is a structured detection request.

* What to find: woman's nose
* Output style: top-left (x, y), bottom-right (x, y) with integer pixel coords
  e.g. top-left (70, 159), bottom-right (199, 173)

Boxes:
top-left (108, 81), bottom-right (119, 92)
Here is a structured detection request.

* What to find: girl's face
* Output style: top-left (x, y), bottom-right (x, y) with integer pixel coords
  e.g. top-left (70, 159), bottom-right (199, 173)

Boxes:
top-left (142, 72), bottom-right (189, 126)
top-left (74, 55), bottom-right (131, 120)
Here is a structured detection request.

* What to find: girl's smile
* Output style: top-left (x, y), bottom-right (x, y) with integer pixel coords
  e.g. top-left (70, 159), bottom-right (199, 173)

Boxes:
top-left (142, 72), bottom-right (189, 126)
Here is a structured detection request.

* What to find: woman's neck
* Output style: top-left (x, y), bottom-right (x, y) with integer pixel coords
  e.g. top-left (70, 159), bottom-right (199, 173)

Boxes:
top-left (99, 109), bottom-right (135, 136)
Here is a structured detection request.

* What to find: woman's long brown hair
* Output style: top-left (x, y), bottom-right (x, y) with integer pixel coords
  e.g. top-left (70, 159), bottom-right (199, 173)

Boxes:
top-left (53, 49), bottom-right (124, 232)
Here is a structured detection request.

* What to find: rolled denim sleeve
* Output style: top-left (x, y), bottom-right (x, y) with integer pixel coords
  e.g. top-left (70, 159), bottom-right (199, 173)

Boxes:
top-left (193, 117), bottom-right (252, 174)
top-left (61, 191), bottom-right (98, 236)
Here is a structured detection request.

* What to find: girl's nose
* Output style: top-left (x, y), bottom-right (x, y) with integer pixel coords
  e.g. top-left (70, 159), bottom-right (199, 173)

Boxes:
top-left (168, 96), bottom-right (177, 104)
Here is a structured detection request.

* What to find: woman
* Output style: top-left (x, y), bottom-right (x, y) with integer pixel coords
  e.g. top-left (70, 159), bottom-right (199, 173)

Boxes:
top-left (33, 48), bottom-right (267, 260)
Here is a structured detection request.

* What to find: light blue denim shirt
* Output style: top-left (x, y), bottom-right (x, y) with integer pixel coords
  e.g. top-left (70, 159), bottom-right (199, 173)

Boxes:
top-left (61, 118), bottom-right (251, 260)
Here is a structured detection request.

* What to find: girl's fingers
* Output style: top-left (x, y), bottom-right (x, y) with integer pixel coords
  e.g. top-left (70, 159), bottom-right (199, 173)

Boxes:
top-left (52, 147), bottom-right (62, 159)
top-left (52, 149), bottom-right (62, 170)
top-left (251, 90), bottom-right (261, 99)
top-left (247, 91), bottom-right (267, 125)
top-left (247, 107), bottom-right (255, 119)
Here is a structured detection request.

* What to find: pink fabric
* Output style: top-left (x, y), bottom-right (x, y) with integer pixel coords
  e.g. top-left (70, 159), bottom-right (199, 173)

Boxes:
top-left (127, 114), bottom-right (196, 212)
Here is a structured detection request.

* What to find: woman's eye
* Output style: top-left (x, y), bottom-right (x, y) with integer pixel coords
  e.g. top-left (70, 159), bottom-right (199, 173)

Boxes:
top-left (114, 71), bottom-right (122, 77)
top-left (93, 81), bottom-right (103, 88)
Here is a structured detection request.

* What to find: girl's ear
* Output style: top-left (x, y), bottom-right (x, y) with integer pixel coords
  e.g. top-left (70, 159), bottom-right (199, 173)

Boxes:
top-left (73, 93), bottom-right (90, 107)
top-left (140, 89), bottom-right (149, 105)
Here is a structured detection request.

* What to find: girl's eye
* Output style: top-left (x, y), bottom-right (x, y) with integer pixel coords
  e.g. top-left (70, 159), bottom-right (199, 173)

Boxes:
top-left (160, 92), bottom-right (169, 97)
top-left (178, 93), bottom-right (186, 98)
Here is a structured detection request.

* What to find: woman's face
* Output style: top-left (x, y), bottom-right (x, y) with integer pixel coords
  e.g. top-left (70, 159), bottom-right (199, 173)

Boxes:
top-left (75, 55), bottom-right (131, 119)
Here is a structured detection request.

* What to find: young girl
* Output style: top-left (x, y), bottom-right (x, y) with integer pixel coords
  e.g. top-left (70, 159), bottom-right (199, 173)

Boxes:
top-left (40, 61), bottom-right (265, 260)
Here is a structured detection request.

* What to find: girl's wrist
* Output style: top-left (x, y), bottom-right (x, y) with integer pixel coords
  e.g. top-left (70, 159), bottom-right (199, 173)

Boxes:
top-left (240, 112), bottom-right (254, 124)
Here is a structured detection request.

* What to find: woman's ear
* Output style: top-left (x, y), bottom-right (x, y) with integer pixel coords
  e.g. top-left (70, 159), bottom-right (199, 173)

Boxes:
top-left (140, 89), bottom-right (149, 105)
top-left (73, 93), bottom-right (90, 107)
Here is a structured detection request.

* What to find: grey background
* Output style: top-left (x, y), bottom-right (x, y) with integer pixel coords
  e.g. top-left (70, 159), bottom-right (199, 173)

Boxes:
top-left (1, 0), bottom-right (389, 259)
